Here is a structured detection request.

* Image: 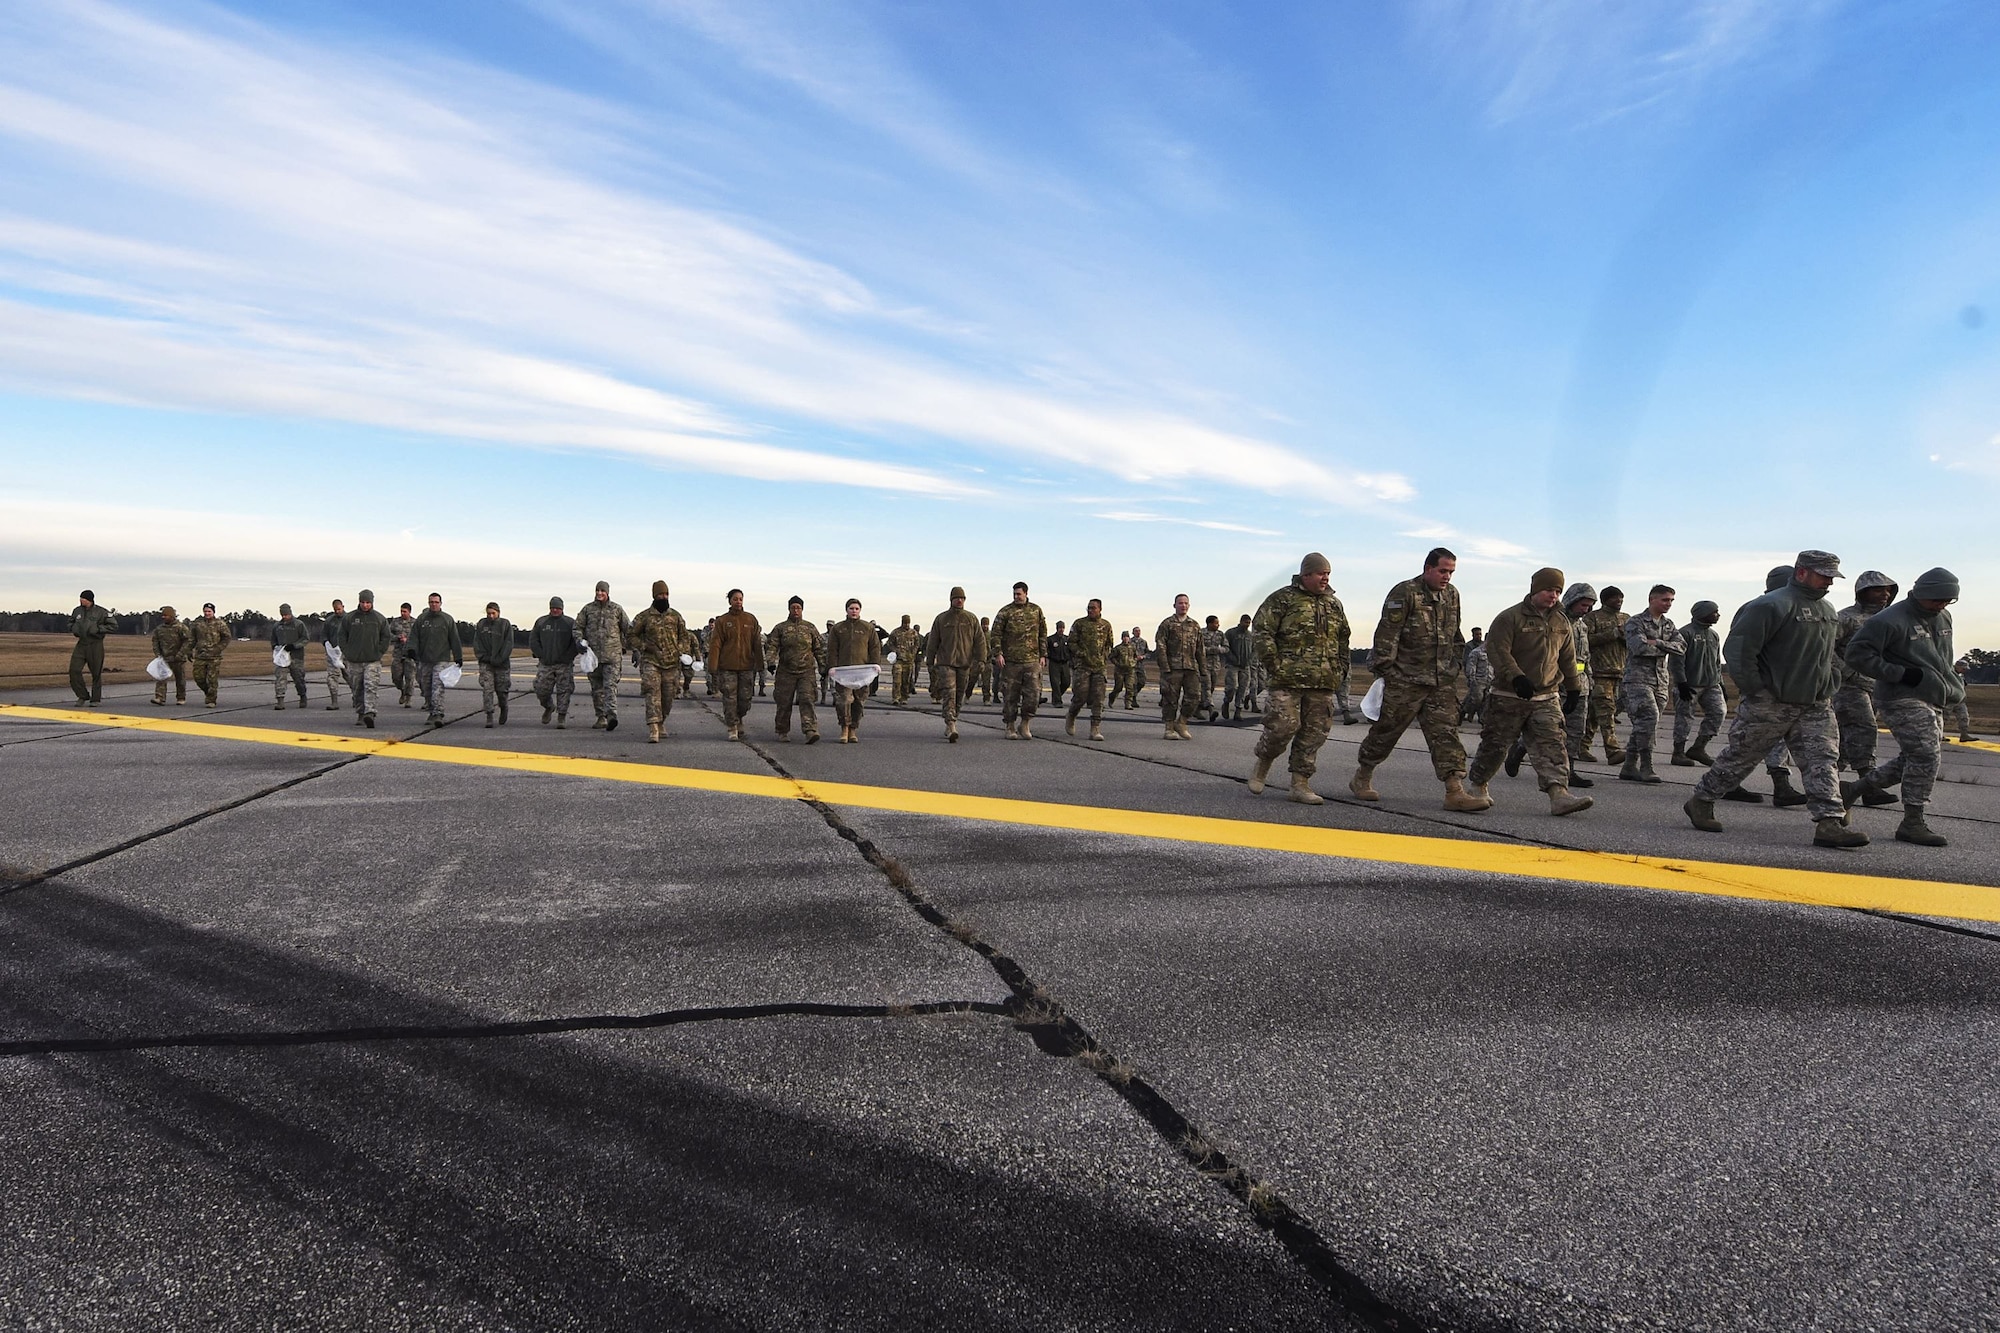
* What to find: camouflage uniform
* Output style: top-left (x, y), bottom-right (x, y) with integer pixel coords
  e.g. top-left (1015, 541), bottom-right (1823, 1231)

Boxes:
top-left (1831, 572), bottom-right (1897, 772)
top-left (1951, 658), bottom-right (1977, 740)
top-left (708, 607), bottom-right (764, 732)
top-left (1358, 576), bottom-right (1466, 780)
top-left (1848, 583), bottom-right (1963, 812)
top-left (1670, 613), bottom-right (1726, 753)
top-left (991, 599), bottom-right (1048, 728)
top-left (766, 615), bottom-right (826, 740)
top-left (187, 614), bottom-right (231, 706)
top-left (1461, 640), bottom-right (1493, 724)
top-left (473, 614), bottom-right (515, 724)
top-left (529, 609), bottom-right (579, 723)
top-left (271, 614), bottom-right (310, 706)
top-left (151, 614), bottom-right (192, 705)
top-left (1154, 614), bottom-right (1206, 726)
top-left (68, 601), bottom-right (115, 705)
top-left (1583, 606), bottom-right (1630, 759)
top-left (887, 621), bottom-right (921, 702)
top-left (1467, 594), bottom-right (1585, 793)
top-left (1127, 635), bottom-right (1150, 706)
top-left (631, 599), bottom-right (692, 733)
top-left (1251, 576), bottom-right (1350, 779)
top-left (340, 603), bottom-right (392, 722)
top-left (828, 617), bottom-right (885, 735)
top-left (1202, 627), bottom-right (1228, 717)
top-left (925, 601), bottom-right (986, 734)
top-left (409, 607), bottom-right (463, 723)
top-left (1109, 638), bottom-right (1138, 709)
top-left (1066, 615), bottom-right (1115, 728)
top-left (1563, 606), bottom-right (1593, 760)
top-left (388, 612), bottom-right (417, 706)
top-left (321, 609), bottom-right (347, 708)
top-left (575, 589), bottom-right (632, 726)
top-left (1619, 608), bottom-right (1683, 755)
top-left (1223, 621), bottom-right (1254, 718)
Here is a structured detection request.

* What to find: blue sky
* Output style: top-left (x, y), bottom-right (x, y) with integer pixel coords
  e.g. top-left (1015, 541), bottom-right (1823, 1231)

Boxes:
top-left (1, 0), bottom-right (1995, 640)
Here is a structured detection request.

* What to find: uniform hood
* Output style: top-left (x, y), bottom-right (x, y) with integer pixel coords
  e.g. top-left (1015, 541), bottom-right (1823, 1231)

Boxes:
top-left (1853, 569), bottom-right (1897, 598)
top-left (1561, 582), bottom-right (1595, 609)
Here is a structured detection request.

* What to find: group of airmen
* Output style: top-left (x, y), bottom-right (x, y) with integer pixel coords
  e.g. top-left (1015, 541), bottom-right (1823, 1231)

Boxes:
top-left (70, 546), bottom-right (1976, 851)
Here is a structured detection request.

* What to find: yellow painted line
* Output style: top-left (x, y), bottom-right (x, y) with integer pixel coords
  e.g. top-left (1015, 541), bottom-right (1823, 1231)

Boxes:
top-left (7, 702), bottom-right (2000, 925)
top-left (1951, 737), bottom-right (2000, 756)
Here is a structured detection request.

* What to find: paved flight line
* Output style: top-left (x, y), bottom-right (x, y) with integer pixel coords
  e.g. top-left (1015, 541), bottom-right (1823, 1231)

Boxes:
top-left (7, 702), bottom-right (1999, 926)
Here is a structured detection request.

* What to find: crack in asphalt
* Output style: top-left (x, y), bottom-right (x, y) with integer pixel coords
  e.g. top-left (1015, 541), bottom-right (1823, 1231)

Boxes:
top-left (0, 1000), bottom-right (1010, 1058)
top-left (710, 697), bottom-right (1432, 1332)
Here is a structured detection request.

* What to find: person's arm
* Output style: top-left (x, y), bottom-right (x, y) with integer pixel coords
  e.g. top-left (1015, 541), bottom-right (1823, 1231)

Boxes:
top-left (1369, 585), bottom-right (1405, 675)
top-left (1845, 611), bottom-right (1915, 688)
top-left (1483, 612), bottom-right (1526, 693)
top-left (1722, 599), bottom-right (1779, 697)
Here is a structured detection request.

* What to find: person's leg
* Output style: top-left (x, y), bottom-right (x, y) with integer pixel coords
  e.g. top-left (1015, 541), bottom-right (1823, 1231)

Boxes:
top-left (1412, 682), bottom-right (1470, 781)
top-left (69, 641), bottom-right (91, 704)
top-left (1692, 695), bottom-right (1795, 808)
top-left (1831, 685), bottom-right (1878, 773)
top-left (1356, 677), bottom-right (1426, 771)
top-left (1467, 695), bottom-right (1531, 786)
top-left (1251, 687), bottom-right (1304, 787)
top-left (1285, 689), bottom-right (1335, 781)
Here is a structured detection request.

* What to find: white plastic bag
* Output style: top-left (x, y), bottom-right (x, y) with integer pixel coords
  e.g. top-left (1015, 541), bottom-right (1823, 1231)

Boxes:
top-left (829, 664), bottom-right (880, 689)
top-left (575, 645), bottom-right (598, 674)
top-left (324, 644), bottom-right (344, 670)
top-left (1361, 676), bottom-right (1386, 722)
top-left (885, 651), bottom-right (897, 664)
top-left (679, 653), bottom-right (694, 666)
top-left (146, 656), bottom-right (172, 681)
top-left (272, 646), bottom-right (291, 668)
top-left (438, 663), bottom-right (463, 688)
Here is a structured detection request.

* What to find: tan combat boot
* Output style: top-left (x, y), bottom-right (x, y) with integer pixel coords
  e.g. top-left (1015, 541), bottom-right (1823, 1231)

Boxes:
top-left (1066, 715), bottom-right (1076, 736)
top-left (1248, 755), bottom-right (1274, 794)
top-left (1349, 765), bottom-right (1380, 801)
top-left (1019, 720), bottom-right (1032, 740)
top-left (1289, 774), bottom-right (1324, 806)
top-left (647, 722), bottom-right (661, 744)
top-left (1163, 724), bottom-right (1179, 741)
top-left (1443, 774), bottom-right (1492, 812)
top-left (1547, 784), bottom-right (1593, 816)
top-left (1176, 718), bottom-right (1194, 741)
top-left (727, 723), bottom-right (740, 741)
top-left (1005, 719), bottom-right (1020, 739)
top-left (1089, 724), bottom-right (1104, 741)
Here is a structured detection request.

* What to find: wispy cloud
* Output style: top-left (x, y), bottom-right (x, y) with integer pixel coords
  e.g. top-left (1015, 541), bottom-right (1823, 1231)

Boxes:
top-left (1095, 511), bottom-right (1282, 536)
top-left (0, 3), bottom-right (1404, 508)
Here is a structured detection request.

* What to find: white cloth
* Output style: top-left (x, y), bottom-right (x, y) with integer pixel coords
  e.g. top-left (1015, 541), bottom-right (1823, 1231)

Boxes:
top-left (828, 664), bottom-right (880, 689)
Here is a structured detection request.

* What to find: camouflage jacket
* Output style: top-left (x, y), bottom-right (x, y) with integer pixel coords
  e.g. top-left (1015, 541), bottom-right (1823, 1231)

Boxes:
top-left (388, 614), bottom-right (416, 659)
top-left (766, 618), bottom-right (826, 674)
top-left (827, 619), bottom-right (884, 669)
top-left (71, 604), bottom-right (114, 640)
top-left (1369, 577), bottom-right (1459, 686)
top-left (1567, 614), bottom-right (1591, 683)
top-left (991, 602), bottom-right (1048, 664)
top-left (1154, 615), bottom-right (1205, 673)
top-left (1069, 617), bottom-right (1114, 672)
top-left (1464, 643), bottom-right (1493, 688)
top-left (925, 608), bottom-right (985, 669)
top-left (1111, 640), bottom-right (1138, 670)
top-left (575, 599), bottom-right (631, 655)
top-left (187, 616), bottom-right (231, 662)
top-left (1583, 609), bottom-right (1629, 677)
top-left (1202, 627), bottom-right (1228, 670)
top-left (1253, 578), bottom-right (1351, 692)
top-left (1834, 602), bottom-right (1886, 688)
top-left (887, 625), bottom-right (921, 662)
top-left (152, 619), bottom-right (193, 663)
top-left (631, 604), bottom-right (691, 668)
top-left (1620, 610), bottom-right (1683, 684)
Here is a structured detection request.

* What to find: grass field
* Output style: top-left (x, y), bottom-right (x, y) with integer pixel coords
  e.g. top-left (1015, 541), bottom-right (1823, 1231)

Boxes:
top-left (0, 633), bottom-right (531, 692)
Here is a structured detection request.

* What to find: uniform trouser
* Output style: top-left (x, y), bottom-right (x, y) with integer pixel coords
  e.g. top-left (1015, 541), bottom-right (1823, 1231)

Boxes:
top-left (1125, 665), bottom-right (1144, 707)
top-left (1048, 661), bottom-right (1071, 705)
top-left (1357, 676), bottom-right (1469, 779)
top-left (637, 661), bottom-right (678, 727)
top-left (772, 669), bottom-right (818, 737)
top-left (69, 639), bottom-right (105, 702)
top-left (1469, 694), bottom-right (1569, 791)
top-left (1588, 677), bottom-right (1622, 753)
top-left (1159, 667), bottom-right (1201, 722)
top-left (999, 662), bottom-right (1040, 723)
top-left (1830, 685), bottom-right (1879, 772)
top-left (930, 665), bottom-right (970, 726)
top-left (1460, 683), bottom-right (1489, 723)
top-left (1620, 674), bottom-right (1665, 753)
top-left (978, 663), bottom-right (994, 702)
top-left (1254, 687), bottom-right (1335, 779)
top-left (1861, 698), bottom-right (1945, 808)
top-left (534, 663), bottom-right (574, 717)
top-left (480, 664), bottom-right (512, 718)
top-left (836, 684), bottom-right (868, 731)
top-left (1692, 692), bottom-right (1841, 819)
top-left (191, 658), bottom-right (224, 705)
top-left (1951, 699), bottom-right (1973, 736)
top-left (588, 657), bottom-right (622, 720)
top-left (1223, 664), bottom-right (1249, 713)
top-left (153, 659), bottom-right (188, 704)
top-left (1565, 679), bottom-right (1590, 758)
top-left (345, 660), bottom-right (381, 718)
top-left (416, 661), bottom-right (451, 718)
top-left (274, 661), bottom-right (307, 702)
top-left (1067, 667), bottom-right (1109, 724)
top-left (894, 661), bottom-right (918, 702)
top-left (717, 669), bottom-right (756, 728)
top-left (1672, 685), bottom-right (1726, 750)
top-left (392, 655), bottom-right (415, 704)
top-left (325, 656), bottom-right (346, 706)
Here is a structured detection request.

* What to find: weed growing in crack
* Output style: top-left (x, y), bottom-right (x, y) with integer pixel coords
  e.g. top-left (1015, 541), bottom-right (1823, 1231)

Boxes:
top-left (1012, 996), bottom-right (1064, 1030)
top-left (1075, 1047), bottom-right (1137, 1086)
top-left (1246, 1179), bottom-right (1284, 1221)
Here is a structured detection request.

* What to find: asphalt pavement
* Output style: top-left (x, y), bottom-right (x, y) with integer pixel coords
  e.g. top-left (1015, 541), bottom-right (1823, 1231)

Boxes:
top-left (4, 671), bottom-right (1997, 1331)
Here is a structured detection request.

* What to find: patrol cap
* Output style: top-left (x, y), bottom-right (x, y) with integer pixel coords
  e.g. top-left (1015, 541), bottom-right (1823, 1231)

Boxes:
top-left (652, 580), bottom-right (669, 598)
top-left (549, 596), bottom-right (564, 609)
top-left (950, 586), bottom-right (966, 600)
top-left (1692, 599), bottom-right (1719, 621)
top-left (1562, 582), bottom-right (1596, 607)
top-left (1910, 567), bottom-right (1961, 601)
top-left (1795, 550), bottom-right (1843, 579)
top-left (788, 595), bottom-right (804, 607)
top-left (1300, 552), bottom-right (1331, 575)
top-left (278, 603), bottom-right (292, 615)
top-left (595, 580), bottom-right (610, 593)
top-left (1530, 567), bottom-right (1564, 594)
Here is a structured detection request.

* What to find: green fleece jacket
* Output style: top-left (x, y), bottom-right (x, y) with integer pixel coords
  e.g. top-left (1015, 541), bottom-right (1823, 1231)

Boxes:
top-left (1722, 580), bottom-right (1839, 705)
top-left (1845, 597), bottom-right (1963, 710)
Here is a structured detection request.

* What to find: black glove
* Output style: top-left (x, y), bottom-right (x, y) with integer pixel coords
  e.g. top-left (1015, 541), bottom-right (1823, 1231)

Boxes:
top-left (1900, 666), bottom-right (1923, 687)
top-left (1562, 689), bottom-right (1581, 710)
top-left (1512, 675), bottom-right (1534, 698)
top-left (1677, 682), bottom-right (1695, 701)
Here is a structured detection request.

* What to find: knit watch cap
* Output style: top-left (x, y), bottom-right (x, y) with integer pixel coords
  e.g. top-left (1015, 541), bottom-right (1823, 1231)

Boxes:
top-left (652, 580), bottom-right (669, 598)
top-left (549, 596), bottom-right (564, 609)
top-left (1692, 599), bottom-right (1719, 620)
top-left (1300, 552), bottom-right (1331, 575)
top-left (1910, 567), bottom-right (1961, 601)
top-left (279, 603), bottom-right (292, 615)
top-left (596, 580), bottom-right (610, 593)
top-left (1765, 566), bottom-right (1793, 591)
top-left (203, 602), bottom-right (216, 611)
top-left (950, 586), bottom-right (967, 600)
top-left (788, 595), bottom-right (804, 607)
top-left (358, 589), bottom-right (374, 603)
top-left (1530, 567), bottom-right (1564, 594)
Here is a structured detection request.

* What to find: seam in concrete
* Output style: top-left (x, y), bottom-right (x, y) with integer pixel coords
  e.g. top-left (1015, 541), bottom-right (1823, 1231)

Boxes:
top-left (719, 702), bottom-right (1431, 1333)
top-left (0, 1000), bottom-right (1010, 1058)
top-left (1856, 909), bottom-right (2000, 944)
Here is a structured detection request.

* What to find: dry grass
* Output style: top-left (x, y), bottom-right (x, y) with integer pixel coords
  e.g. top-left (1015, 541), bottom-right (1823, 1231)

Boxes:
top-left (0, 632), bottom-right (534, 692)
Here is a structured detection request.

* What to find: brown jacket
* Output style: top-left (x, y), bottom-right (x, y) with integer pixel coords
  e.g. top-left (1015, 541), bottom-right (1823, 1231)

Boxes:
top-left (707, 609), bottom-right (764, 672)
top-left (1484, 597), bottom-right (1583, 698)
top-left (925, 607), bottom-right (986, 670)
top-left (827, 618), bottom-right (884, 668)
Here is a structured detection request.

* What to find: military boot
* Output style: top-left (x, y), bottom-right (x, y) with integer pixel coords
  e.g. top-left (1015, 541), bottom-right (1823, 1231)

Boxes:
top-left (498, 700), bottom-right (508, 724)
top-left (1769, 768), bottom-right (1809, 809)
top-left (542, 705), bottom-right (554, 725)
top-left (1670, 743), bottom-right (1695, 767)
top-left (483, 713), bottom-right (494, 728)
top-left (1066, 715), bottom-right (1077, 736)
top-left (1548, 784), bottom-right (1593, 817)
top-left (1618, 752), bottom-right (1644, 782)
top-left (556, 712), bottom-right (567, 728)
top-left (1089, 724), bottom-right (1104, 742)
top-left (1503, 739), bottom-right (1525, 777)
top-left (1248, 755), bottom-right (1274, 795)
top-left (1006, 719), bottom-right (1021, 739)
top-left (1813, 817), bottom-right (1868, 849)
top-left (647, 722), bottom-right (660, 744)
top-left (1686, 739), bottom-right (1715, 765)
top-left (1019, 721), bottom-right (1032, 740)
top-left (946, 723), bottom-right (959, 743)
top-left (1635, 748), bottom-right (1663, 784)
top-left (1684, 797), bottom-right (1722, 832)
top-left (1894, 806), bottom-right (1948, 847)
top-left (1566, 766), bottom-right (1594, 789)
top-left (1442, 775), bottom-right (1492, 812)
top-left (1604, 743), bottom-right (1627, 766)
top-left (1176, 718), bottom-right (1194, 741)
top-left (1163, 724), bottom-right (1178, 741)
top-left (1289, 775), bottom-right (1323, 806)
top-left (1721, 784), bottom-right (1763, 803)
top-left (1349, 765), bottom-right (1380, 801)
top-left (1960, 731), bottom-right (1978, 743)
